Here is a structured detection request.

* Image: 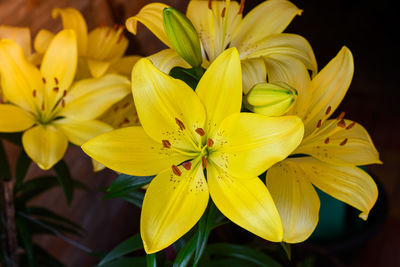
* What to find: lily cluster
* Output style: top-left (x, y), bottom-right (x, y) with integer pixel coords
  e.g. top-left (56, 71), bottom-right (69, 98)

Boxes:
top-left (0, 0), bottom-right (381, 256)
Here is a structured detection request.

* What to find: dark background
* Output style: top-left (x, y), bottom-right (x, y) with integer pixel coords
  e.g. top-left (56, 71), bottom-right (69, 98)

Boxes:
top-left (1, 0), bottom-right (399, 266)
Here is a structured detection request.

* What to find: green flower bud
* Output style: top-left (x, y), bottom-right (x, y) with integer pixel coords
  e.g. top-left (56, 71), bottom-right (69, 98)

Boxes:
top-left (245, 82), bottom-right (297, 116)
top-left (163, 7), bottom-right (202, 68)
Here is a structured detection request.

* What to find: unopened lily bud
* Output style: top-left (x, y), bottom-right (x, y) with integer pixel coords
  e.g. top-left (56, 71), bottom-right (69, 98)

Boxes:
top-left (245, 82), bottom-right (297, 116)
top-left (163, 7), bottom-right (202, 67)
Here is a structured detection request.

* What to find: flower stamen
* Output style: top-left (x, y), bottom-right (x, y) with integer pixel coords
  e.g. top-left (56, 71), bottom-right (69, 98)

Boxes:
top-left (195, 128), bottom-right (205, 136)
top-left (337, 119), bottom-right (346, 128)
top-left (54, 77), bottom-right (59, 85)
top-left (172, 165), bottom-right (182, 176)
top-left (175, 118), bottom-right (186, 130)
top-left (337, 111), bottom-right (345, 120)
top-left (346, 121), bottom-right (356, 130)
top-left (326, 106), bottom-right (332, 115)
top-left (340, 138), bottom-right (348, 146)
top-left (239, 0), bottom-right (245, 14)
top-left (324, 137), bottom-right (330, 144)
top-left (182, 161), bottom-right (192, 170)
top-left (207, 138), bottom-right (214, 147)
top-left (162, 140), bottom-right (171, 148)
top-left (201, 156), bottom-right (207, 169)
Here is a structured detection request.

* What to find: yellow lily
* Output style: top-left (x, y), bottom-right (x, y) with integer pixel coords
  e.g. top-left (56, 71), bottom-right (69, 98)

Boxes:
top-left (126, 0), bottom-right (317, 94)
top-left (0, 30), bottom-right (130, 170)
top-left (35, 7), bottom-right (138, 78)
top-left (82, 48), bottom-right (304, 253)
top-left (265, 46), bottom-right (381, 243)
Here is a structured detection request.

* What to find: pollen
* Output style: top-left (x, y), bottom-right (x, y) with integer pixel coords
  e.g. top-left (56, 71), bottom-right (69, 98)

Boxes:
top-left (63, 90), bottom-right (67, 97)
top-left (201, 156), bottom-right (207, 169)
top-left (326, 106), bottom-right (332, 115)
top-left (207, 138), bottom-right (214, 147)
top-left (162, 140), bottom-right (171, 148)
top-left (32, 90), bottom-right (36, 98)
top-left (182, 161), bottom-right (192, 170)
top-left (340, 138), bottom-right (348, 146)
top-left (324, 137), bottom-right (330, 144)
top-left (317, 120), bottom-right (322, 128)
top-left (195, 128), bottom-right (205, 136)
top-left (221, 7), bottom-right (226, 17)
top-left (208, 0), bottom-right (212, 9)
top-left (337, 111), bottom-right (345, 120)
top-left (175, 118), bottom-right (185, 131)
top-left (172, 165), bottom-right (182, 176)
top-left (346, 121), bottom-right (356, 130)
top-left (53, 87), bottom-right (59, 92)
top-left (54, 77), bottom-right (59, 85)
top-left (337, 119), bottom-right (346, 128)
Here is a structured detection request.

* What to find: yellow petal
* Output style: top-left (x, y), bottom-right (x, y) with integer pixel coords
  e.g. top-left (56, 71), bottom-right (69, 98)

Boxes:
top-left (109, 55), bottom-right (142, 77)
top-left (125, 3), bottom-right (171, 48)
top-left (266, 159), bottom-right (320, 243)
top-left (87, 59), bottom-right (110, 78)
top-left (92, 159), bottom-right (105, 172)
top-left (22, 124), bottom-right (68, 170)
top-left (210, 113), bottom-right (303, 178)
top-left (232, 0), bottom-right (302, 49)
top-left (53, 118), bottom-right (112, 146)
top-left (207, 163), bottom-right (282, 242)
top-left (290, 157), bottom-right (378, 220)
top-left (52, 7), bottom-right (88, 56)
top-left (241, 58), bottom-right (266, 95)
top-left (147, 49), bottom-right (190, 74)
top-left (0, 25), bottom-right (31, 56)
top-left (40, 29), bottom-right (78, 109)
top-left (296, 119), bottom-right (381, 166)
top-left (187, 0), bottom-right (241, 61)
top-left (33, 29), bottom-right (54, 54)
top-left (0, 104), bottom-right (35, 132)
top-left (0, 39), bottom-right (43, 113)
top-left (131, 58), bottom-right (206, 151)
top-left (99, 95), bottom-right (140, 129)
top-left (82, 127), bottom-right (191, 176)
top-left (264, 55), bottom-right (311, 118)
top-left (60, 74), bottom-right (130, 120)
top-left (196, 48), bottom-right (242, 136)
top-left (240, 33), bottom-right (317, 76)
top-left (303, 47), bottom-right (353, 136)
top-left (141, 162), bottom-right (208, 253)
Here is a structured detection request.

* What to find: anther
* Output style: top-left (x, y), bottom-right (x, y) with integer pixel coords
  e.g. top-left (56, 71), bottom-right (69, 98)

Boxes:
top-left (63, 90), bottom-right (67, 97)
top-left (122, 103), bottom-right (129, 109)
top-left (201, 156), bottom-right (207, 169)
top-left (113, 24), bottom-right (119, 31)
top-left (117, 33), bottom-right (124, 44)
top-left (195, 128), bottom-right (205, 136)
top-left (239, 0), bottom-right (245, 14)
top-left (123, 118), bottom-right (130, 124)
top-left (41, 103), bottom-right (45, 111)
top-left (32, 90), bottom-right (37, 98)
top-left (172, 165), bottom-right (182, 176)
top-left (324, 137), bottom-right (330, 144)
top-left (221, 7), bottom-right (226, 17)
top-left (326, 106), bottom-right (332, 115)
top-left (53, 87), bottom-right (59, 92)
top-left (337, 111), bottom-right (345, 120)
top-left (340, 138), bottom-right (348, 146)
top-left (54, 77), bottom-right (59, 85)
top-left (207, 138), bottom-right (214, 147)
top-left (337, 119), bottom-right (346, 128)
top-left (316, 120), bottom-right (322, 128)
top-left (162, 140), bottom-right (171, 148)
top-left (208, 0), bottom-right (212, 9)
top-left (182, 161), bottom-right (192, 170)
top-left (346, 121), bottom-right (356, 130)
top-left (61, 99), bottom-right (66, 108)
top-left (175, 118), bottom-right (185, 130)
top-left (42, 77), bottom-right (46, 84)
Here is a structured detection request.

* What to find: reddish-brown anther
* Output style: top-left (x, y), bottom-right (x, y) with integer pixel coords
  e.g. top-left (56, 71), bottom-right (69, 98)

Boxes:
top-left (340, 138), bottom-right (348, 146)
top-left (162, 140), bottom-right (171, 148)
top-left (182, 161), bottom-right (192, 170)
top-left (175, 118), bottom-right (185, 130)
top-left (172, 165), bottom-right (182, 176)
top-left (195, 128), bottom-right (205, 136)
top-left (207, 138), bottom-right (214, 147)
top-left (337, 119), bottom-right (346, 128)
top-left (201, 156), bottom-right (207, 169)
top-left (346, 121), bottom-right (356, 130)
top-left (324, 137), bottom-right (330, 144)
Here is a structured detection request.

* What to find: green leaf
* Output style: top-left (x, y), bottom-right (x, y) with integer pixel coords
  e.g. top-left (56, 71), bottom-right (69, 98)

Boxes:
top-left (100, 257), bottom-right (146, 267)
top-left (206, 244), bottom-right (282, 267)
top-left (15, 149), bottom-right (31, 190)
top-left (208, 258), bottom-right (259, 267)
top-left (120, 190), bottom-right (145, 208)
top-left (280, 242), bottom-right (291, 261)
top-left (104, 174), bottom-right (153, 200)
top-left (169, 67), bottom-right (204, 90)
top-left (16, 216), bottom-right (36, 267)
top-left (53, 160), bottom-right (74, 205)
top-left (0, 140), bottom-right (11, 180)
top-left (173, 236), bottom-right (196, 267)
top-left (98, 233), bottom-right (143, 266)
top-left (146, 253), bottom-right (157, 267)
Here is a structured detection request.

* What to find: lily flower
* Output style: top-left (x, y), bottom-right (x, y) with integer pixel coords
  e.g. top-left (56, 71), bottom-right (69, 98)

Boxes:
top-left (82, 48), bottom-right (304, 253)
top-left (0, 30), bottom-right (130, 170)
top-left (126, 0), bottom-right (317, 94)
top-left (265, 47), bottom-right (381, 243)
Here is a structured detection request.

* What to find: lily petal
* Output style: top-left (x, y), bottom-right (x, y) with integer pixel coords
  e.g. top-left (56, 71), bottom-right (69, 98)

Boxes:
top-left (232, 0), bottom-right (302, 49)
top-left (82, 127), bottom-right (191, 176)
top-left (208, 163), bottom-right (283, 242)
top-left (141, 162), bottom-right (208, 253)
top-left (0, 39), bottom-right (43, 113)
top-left (22, 125), bottom-right (68, 170)
top-left (40, 29), bottom-right (78, 108)
top-left (290, 157), bottom-right (378, 220)
top-left (296, 119), bottom-right (382, 166)
top-left (266, 159), bottom-right (320, 243)
top-left (196, 48), bottom-right (242, 137)
top-left (303, 47), bottom-right (353, 136)
top-left (33, 29), bottom-right (54, 54)
top-left (87, 59), bottom-right (110, 78)
top-left (52, 7), bottom-right (88, 56)
top-left (53, 118), bottom-right (112, 146)
top-left (210, 113), bottom-right (304, 178)
top-left (0, 104), bottom-right (35, 132)
top-left (60, 74), bottom-right (130, 120)
top-left (126, 3), bottom-right (171, 48)
top-left (109, 55), bottom-right (142, 77)
top-left (0, 25), bottom-right (31, 56)
top-left (131, 58), bottom-right (206, 151)
top-left (264, 55), bottom-right (311, 118)
top-left (241, 58), bottom-right (266, 94)
top-left (148, 49), bottom-right (190, 74)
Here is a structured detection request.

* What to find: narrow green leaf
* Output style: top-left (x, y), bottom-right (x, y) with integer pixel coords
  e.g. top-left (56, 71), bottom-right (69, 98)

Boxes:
top-left (104, 174), bottom-right (153, 200)
top-left (100, 257), bottom-right (146, 267)
top-left (206, 243), bottom-right (282, 267)
top-left (15, 149), bottom-right (31, 190)
top-left (280, 242), bottom-right (291, 261)
top-left (53, 160), bottom-right (74, 205)
top-left (120, 190), bottom-right (145, 208)
top-left (98, 233), bottom-right (143, 266)
top-left (0, 140), bottom-right (11, 180)
top-left (146, 253), bottom-right (157, 267)
top-left (209, 258), bottom-right (259, 267)
top-left (16, 216), bottom-right (36, 267)
top-left (173, 236), bottom-right (196, 267)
